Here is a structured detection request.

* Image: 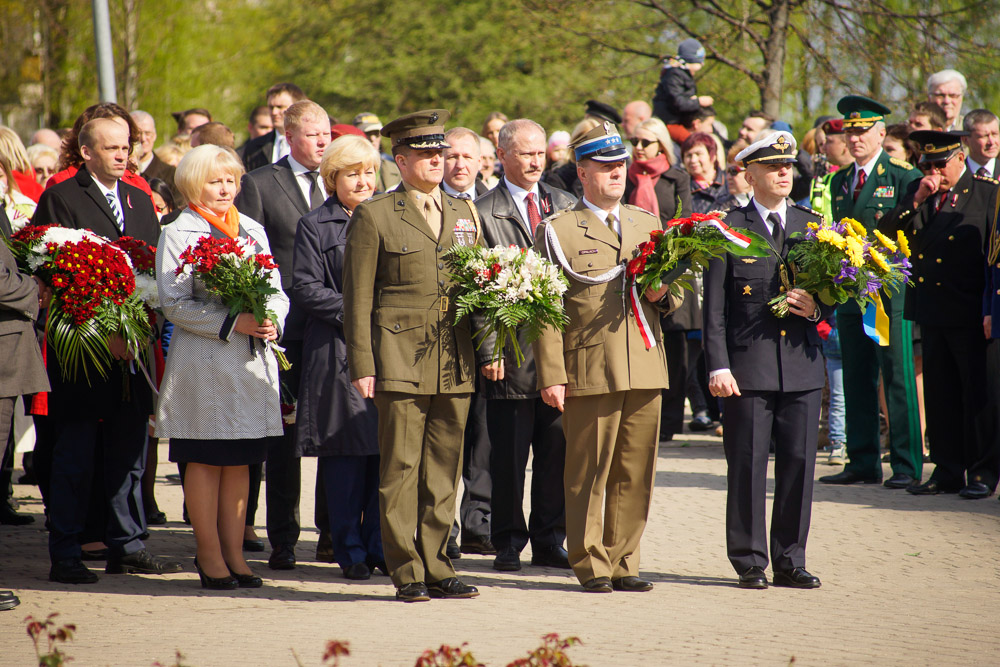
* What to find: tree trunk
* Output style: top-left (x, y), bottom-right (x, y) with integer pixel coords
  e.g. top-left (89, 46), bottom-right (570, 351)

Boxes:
top-left (761, 0), bottom-right (792, 118)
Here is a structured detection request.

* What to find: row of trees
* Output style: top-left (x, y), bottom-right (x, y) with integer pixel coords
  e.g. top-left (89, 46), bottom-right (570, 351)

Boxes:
top-left (2, 0), bottom-right (999, 143)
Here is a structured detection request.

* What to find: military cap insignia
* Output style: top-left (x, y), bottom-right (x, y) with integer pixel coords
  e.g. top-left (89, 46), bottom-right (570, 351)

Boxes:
top-left (429, 112), bottom-right (438, 123)
top-left (889, 156), bottom-right (914, 170)
top-left (773, 136), bottom-right (790, 151)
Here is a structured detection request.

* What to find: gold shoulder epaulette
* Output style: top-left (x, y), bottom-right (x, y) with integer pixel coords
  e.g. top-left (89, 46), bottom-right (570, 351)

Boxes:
top-left (974, 173), bottom-right (999, 185)
top-left (889, 156), bottom-right (914, 170)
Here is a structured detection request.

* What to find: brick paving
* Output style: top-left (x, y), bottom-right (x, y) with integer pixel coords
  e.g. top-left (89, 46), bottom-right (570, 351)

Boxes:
top-left (2, 431), bottom-right (999, 666)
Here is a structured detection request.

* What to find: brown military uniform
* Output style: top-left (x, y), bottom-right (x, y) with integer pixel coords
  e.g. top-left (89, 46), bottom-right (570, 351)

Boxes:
top-left (343, 184), bottom-right (481, 587)
top-left (533, 200), bottom-right (680, 584)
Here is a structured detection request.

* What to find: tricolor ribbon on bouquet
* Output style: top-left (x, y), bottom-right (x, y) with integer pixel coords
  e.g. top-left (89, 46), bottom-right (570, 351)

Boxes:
top-left (629, 281), bottom-right (657, 350)
top-left (702, 218), bottom-right (753, 250)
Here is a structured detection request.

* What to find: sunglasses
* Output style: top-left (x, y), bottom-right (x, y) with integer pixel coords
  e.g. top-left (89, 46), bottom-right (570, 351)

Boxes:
top-left (917, 153), bottom-right (957, 172)
top-left (629, 138), bottom-right (657, 149)
top-left (726, 166), bottom-right (745, 176)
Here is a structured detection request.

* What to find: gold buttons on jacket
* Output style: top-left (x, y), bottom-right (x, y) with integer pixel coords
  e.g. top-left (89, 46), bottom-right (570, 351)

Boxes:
top-left (780, 330), bottom-right (787, 337)
top-left (919, 277), bottom-right (925, 282)
top-left (918, 254), bottom-right (924, 259)
top-left (948, 235), bottom-right (954, 241)
top-left (779, 286), bottom-right (786, 293)
top-left (936, 258), bottom-right (942, 263)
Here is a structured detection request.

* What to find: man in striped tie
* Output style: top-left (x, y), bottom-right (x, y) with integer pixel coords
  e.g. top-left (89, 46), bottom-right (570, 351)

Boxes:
top-left (31, 117), bottom-right (170, 585)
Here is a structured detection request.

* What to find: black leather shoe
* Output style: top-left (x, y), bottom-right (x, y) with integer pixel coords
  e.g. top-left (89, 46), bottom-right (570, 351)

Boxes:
top-left (366, 558), bottom-right (389, 576)
top-left (959, 482), bottom-right (993, 499)
top-left (493, 547), bottom-right (522, 572)
top-left (315, 530), bottom-right (335, 562)
top-left (530, 545), bottom-right (571, 569)
top-left (343, 562), bottom-right (371, 580)
top-left (194, 559), bottom-right (238, 590)
top-left (268, 544), bottom-right (296, 570)
top-left (689, 414), bottom-right (715, 432)
top-left (883, 473), bottom-right (916, 489)
top-left (738, 566), bottom-right (768, 589)
top-left (460, 534), bottom-right (497, 555)
top-left (49, 559), bottom-right (99, 584)
top-left (427, 577), bottom-right (479, 599)
top-left (0, 590), bottom-right (20, 611)
top-left (396, 582), bottom-right (430, 602)
top-left (0, 504), bottom-right (35, 525)
top-left (612, 576), bottom-right (653, 592)
top-left (907, 479), bottom-right (962, 495)
top-left (445, 535), bottom-right (461, 560)
top-left (582, 577), bottom-right (613, 593)
top-left (818, 470), bottom-right (880, 485)
top-left (145, 510), bottom-right (167, 526)
top-left (106, 549), bottom-right (183, 575)
top-left (772, 567), bottom-right (821, 589)
top-left (81, 547), bottom-right (108, 561)
top-left (242, 538), bottom-right (266, 552)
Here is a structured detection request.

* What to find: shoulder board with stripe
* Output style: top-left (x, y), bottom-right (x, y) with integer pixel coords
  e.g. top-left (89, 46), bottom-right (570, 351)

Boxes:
top-left (973, 173), bottom-right (1000, 185)
top-left (790, 202), bottom-right (822, 219)
top-left (889, 156), bottom-right (914, 170)
top-left (543, 206), bottom-right (574, 224)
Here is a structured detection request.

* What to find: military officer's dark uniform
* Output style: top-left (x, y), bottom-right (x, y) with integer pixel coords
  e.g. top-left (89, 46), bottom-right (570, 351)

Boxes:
top-left (821, 96), bottom-right (924, 488)
top-left (880, 130), bottom-right (1000, 498)
top-left (343, 110), bottom-right (482, 601)
top-left (702, 132), bottom-right (831, 588)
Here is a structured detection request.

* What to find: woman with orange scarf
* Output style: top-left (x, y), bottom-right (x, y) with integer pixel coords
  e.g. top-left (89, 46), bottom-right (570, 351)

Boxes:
top-left (624, 117), bottom-right (692, 224)
top-left (155, 145), bottom-right (288, 590)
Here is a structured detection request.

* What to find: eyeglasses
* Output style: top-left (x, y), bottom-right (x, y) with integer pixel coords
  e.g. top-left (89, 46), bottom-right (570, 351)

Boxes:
top-left (629, 138), bottom-right (657, 149)
top-left (726, 166), bottom-right (745, 176)
top-left (917, 153), bottom-right (957, 172)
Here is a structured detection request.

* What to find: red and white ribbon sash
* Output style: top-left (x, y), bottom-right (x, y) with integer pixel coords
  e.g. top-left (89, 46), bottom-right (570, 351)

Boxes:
top-left (704, 218), bottom-right (752, 249)
top-left (629, 282), bottom-right (656, 350)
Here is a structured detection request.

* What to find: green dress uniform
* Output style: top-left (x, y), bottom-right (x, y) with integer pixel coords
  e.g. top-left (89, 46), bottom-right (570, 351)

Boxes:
top-left (342, 111), bottom-right (481, 591)
top-left (826, 96), bottom-right (923, 484)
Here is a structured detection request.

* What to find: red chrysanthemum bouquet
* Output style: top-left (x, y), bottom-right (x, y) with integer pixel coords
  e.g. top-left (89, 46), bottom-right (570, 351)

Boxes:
top-left (174, 235), bottom-right (291, 371)
top-left (628, 212), bottom-right (773, 296)
top-left (6, 224), bottom-right (153, 382)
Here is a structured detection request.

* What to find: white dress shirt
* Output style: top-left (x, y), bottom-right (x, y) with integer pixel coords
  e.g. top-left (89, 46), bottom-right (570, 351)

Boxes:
top-left (504, 176), bottom-right (542, 225)
top-left (853, 148), bottom-right (883, 192)
top-left (287, 154), bottom-right (327, 206)
top-left (442, 182), bottom-right (477, 200)
top-left (91, 172), bottom-right (123, 229)
top-left (271, 133), bottom-right (290, 163)
top-left (966, 155), bottom-right (996, 177)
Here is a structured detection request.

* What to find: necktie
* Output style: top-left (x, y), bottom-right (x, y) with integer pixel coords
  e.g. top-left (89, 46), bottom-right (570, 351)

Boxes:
top-left (853, 168), bottom-right (866, 202)
top-left (106, 192), bottom-right (124, 231)
top-left (422, 197), bottom-right (441, 238)
top-left (525, 192), bottom-right (542, 235)
top-left (934, 192), bottom-right (948, 213)
top-left (768, 212), bottom-right (785, 249)
top-left (977, 166), bottom-right (989, 178)
top-left (306, 171), bottom-right (324, 209)
top-left (456, 192), bottom-right (472, 200)
top-left (606, 210), bottom-right (620, 239)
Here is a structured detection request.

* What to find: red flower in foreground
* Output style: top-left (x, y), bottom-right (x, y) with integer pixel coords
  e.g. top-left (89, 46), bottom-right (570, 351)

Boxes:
top-left (649, 229), bottom-right (664, 240)
top-left (640, 241), bottom-right (656, 258)
top-left (627, 256), bottom-right (647, 277)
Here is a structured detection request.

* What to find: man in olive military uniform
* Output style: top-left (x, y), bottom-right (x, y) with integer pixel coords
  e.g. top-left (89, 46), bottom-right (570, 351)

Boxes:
top-left (704, 131), bottom-right (830, 590)
top-left (533, 123), bottom-right (681, 594)
top-left (343, 110), bottom-right (482, 602)
top-left (879, 130), bottom-right (1000, 498)
top-left (820, 95), bottom-right (924, 489)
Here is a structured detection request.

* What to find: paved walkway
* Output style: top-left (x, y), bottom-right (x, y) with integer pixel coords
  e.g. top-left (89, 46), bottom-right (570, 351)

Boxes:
top-left (2, 431), bottom-right (999, 666)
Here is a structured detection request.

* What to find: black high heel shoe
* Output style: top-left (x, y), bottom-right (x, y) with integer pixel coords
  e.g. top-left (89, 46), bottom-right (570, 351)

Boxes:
top-left (194, 558), bottom-right (238, 590)
top-left (228, 567), bottom-right (263, 588)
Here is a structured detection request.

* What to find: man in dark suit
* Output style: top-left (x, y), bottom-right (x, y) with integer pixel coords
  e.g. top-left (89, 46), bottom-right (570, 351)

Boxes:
top-left (819, 95), bottom-right (923, 489)
top-left (880, 130), bottom-right (1000, 498)
top-left (0, 208), bottom-right (50, 610)
top-left (32, 118), bottom-right (179, 584)
top-left (242, 83), bottom-right (306, 173)
top-left (963, 109), bottom-right (1000, 179)
top-left (235, 100), bottom-right (331, 570)
top-left (439, 127), bottom-right (494, 559)
top-left (475, 119), bottom-right (577, 572)
top-left (131, 110), bottom-right (179, 203)
top-left (703, 131), bottom-right (829, 590)
top-left (236, 105), bottom-right (273, 160)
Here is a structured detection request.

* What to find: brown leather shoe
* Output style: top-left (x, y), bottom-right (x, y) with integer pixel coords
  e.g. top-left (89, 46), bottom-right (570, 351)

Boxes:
top-left (582, 577), bottom-right (613, 593)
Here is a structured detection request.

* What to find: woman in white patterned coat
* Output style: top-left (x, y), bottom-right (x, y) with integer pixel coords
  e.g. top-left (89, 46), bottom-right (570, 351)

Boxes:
top-left (156, 145), bottom-right (288, 589)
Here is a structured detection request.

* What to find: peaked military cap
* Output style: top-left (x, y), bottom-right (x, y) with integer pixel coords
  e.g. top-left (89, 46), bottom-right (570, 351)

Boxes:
top-left (735, 130), bottom-right (798, 166)
top-left (837, 95), bottom-right (891, 131)
top-left (572, 121), bottom-right (628, 162)
top-left (381, 109), bottom-right (451, 149)
top-left (584, 100), bottom-right (622, 125)
top-left (353, 112), bottom-right (382, 133)
top-left (908, 129), bottom-right (968, 162)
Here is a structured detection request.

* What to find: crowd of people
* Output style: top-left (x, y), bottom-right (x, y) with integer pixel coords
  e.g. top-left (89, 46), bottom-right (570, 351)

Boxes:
top-left (1, 36), bottom-right (998, 610)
